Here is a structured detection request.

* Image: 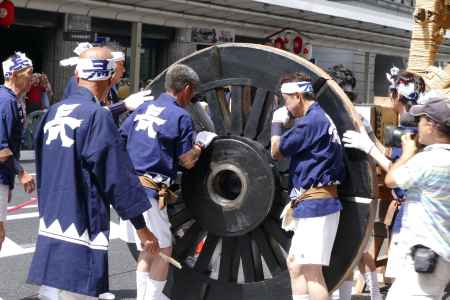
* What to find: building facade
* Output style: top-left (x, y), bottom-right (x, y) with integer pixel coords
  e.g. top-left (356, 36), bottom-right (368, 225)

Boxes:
top-left (2, 0), bottom-right (450, 102)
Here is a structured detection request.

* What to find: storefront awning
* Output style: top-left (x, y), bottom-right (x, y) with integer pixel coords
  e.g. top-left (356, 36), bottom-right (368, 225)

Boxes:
top-left (14, 0), bottom-right (450, 58)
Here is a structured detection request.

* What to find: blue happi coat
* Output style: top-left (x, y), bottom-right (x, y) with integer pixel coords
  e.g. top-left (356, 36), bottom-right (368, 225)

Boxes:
top-left (0, 85), bottom-right (25, 189)
top-left (119, 93), bottom-right (194, 199)
top-left (279, 102), bottom-right (346, 218)
top-left (27, 86), bottom-right (151, 297)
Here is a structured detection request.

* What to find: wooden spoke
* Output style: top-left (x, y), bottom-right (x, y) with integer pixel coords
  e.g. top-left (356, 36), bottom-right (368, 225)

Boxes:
top-left (230, 86), bottom-right (243, 135)
top-left (194, 234), bottom-right (220, 274)
top-left (243, 88), bottom-right (268, 139)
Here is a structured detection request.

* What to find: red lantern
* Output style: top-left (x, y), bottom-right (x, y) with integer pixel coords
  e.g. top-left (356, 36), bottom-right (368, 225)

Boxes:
top-left (293, 36), bottom-right (303, 55)
top-left (274, 37), bottom-right (286, 50)
top-left (0, 0), bottom-right (15, 27)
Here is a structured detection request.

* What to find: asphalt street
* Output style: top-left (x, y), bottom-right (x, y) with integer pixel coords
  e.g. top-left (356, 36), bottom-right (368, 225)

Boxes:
top-left (0, 153), bottom-right (378, 300)
top-left (0, 155), bottom-right (139, 300)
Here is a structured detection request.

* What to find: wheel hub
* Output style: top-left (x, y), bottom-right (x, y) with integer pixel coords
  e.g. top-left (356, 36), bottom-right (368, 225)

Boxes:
top-left (182, 136), bottom-right (275, 237)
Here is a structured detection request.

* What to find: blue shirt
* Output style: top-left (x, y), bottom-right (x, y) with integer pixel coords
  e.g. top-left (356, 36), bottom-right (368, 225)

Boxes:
top-left (120, 93), bottom-right (194, 198)
top-left (28, 86), bottom-right (151, 297)
top-left (62, 76), bottom-right (77, 99)
top-left (0, 85), bottom-right (24, 189)
top-left (279, 102), bottom-right (345, 218)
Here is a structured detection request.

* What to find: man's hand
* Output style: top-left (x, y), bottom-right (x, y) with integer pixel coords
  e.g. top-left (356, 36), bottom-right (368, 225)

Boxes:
top-left (124, 90), bottom-right (154, 111)
top-left (195, 131), bottom-right (217, 149)
top-left (400, 133), bottom-right (418, 158)
top-left (272, 106), bottom-right (292, 126)
top-left (136, 227), bottom-right (160, 256)
top-left (18, 171), bottom-right (35, 194)
top-left (0, 222), bottom-right (5, 251)
top-left (343, 129), bottom-right (375, 154)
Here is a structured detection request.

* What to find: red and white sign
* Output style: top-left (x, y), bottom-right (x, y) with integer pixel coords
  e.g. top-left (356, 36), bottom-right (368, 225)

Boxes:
top-left (0, 0), bottom-right (15, 27)
top-left (268, 29), bottom-right (313, 60)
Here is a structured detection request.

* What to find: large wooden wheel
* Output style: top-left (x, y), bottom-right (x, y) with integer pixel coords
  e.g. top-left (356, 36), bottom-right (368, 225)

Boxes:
top-left (133, 43), bottom-right (376, 300)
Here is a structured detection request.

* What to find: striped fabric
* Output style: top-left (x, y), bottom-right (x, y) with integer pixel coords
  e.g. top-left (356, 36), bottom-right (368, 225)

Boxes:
top-left (392, 144), bottom-right (450, 262)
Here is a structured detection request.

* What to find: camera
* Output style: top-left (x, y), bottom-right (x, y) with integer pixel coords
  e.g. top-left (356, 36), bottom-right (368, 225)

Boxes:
top-left (384, 113), bottom-right (418, 147)
top-left (384, 126), bottom-right (417, 147)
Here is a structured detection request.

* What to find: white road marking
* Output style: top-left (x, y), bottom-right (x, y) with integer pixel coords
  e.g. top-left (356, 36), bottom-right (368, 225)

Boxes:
top-left (0, 221), bottom-right (122, 258)
top-left (7, 212), bottom-right (39, 221)
top-left (0, 237), bottom-right (36, 258)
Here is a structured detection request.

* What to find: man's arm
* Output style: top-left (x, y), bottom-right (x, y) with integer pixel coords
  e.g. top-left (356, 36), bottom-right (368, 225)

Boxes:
top-left (178, 145), bottom-right (202, 169)
top-left (385, 134), bottom-right (418, 188)
top-left (270, 106), bottom-right (293, 161)
top-left (271, 136), bottom-right (284, 160)
top-left (82, 109), bottom-right (159, 254)
top-left (343, 129), bottom-right (392, 172)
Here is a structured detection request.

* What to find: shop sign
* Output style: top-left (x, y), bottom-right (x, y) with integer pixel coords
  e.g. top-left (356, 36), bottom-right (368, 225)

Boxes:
top-left (266, 28), bottom-right (313, 60)
top-left (191, 27), bottom-right (235, 44)
top-left (63, 31), bottom-right (95, 42)
top-left (64, 14), bottom-right (91, 32)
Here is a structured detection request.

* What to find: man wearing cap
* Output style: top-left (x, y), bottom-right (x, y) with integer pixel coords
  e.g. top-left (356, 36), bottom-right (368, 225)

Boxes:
top-left (0, 52), bottom-right (36, 250)
top-left (343, 69), bottom-right (427, 283)
top-left (270, 72), bottom-right (345, 300)
top-left (27, 47), bottom-right (160, 300)
top-left (384, 94), bottom-right (450, 299)
top-left (119, 64), bottom-right (217, 300)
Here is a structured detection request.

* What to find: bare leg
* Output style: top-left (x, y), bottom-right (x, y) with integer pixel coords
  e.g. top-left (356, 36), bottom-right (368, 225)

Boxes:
top-left (144, 246), bottom-right (172, 300)
top-left (288, 255), bottom-right (308, 296)
top-left (302, 265), bottom-right (329, 300)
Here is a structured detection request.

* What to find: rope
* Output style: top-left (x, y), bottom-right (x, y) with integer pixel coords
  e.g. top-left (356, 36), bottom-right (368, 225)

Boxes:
top-left (408, 0), bottom-right (447, 74)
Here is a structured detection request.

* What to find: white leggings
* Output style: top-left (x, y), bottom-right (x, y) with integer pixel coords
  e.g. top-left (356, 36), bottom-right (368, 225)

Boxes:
top-left (39, 286), bottom-right (97, 300)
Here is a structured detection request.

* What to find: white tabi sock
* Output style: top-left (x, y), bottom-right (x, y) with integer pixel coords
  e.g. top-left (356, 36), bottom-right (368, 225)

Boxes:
top-left (292, 295), bottom-right (310, 300)
top-left (145, 278), bottom-right (166, 300)
top-left (364, 272), bottom-right (382, 300)
top-left (38, 285), bottom-right (59, 300)
top-left (136, 271), bottom-right (149, 300)
top-left (338, 280), bottom-right (353, 300)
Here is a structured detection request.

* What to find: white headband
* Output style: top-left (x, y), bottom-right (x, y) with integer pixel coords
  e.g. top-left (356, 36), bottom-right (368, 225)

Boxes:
top-left (112, 51), bottom-right (125, 62)
top-left (76, 58), bottom-right (115, 81)
top-left (280, 81), bottom-right (313, 94)
top-left (2, 52), bottom-right (33, 78)
top-left (74, 43), bottom-right (93, 56)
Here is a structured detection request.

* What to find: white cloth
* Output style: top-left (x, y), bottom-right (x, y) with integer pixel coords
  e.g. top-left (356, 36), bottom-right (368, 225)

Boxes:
top-left (75, 58), bottom-right (115, 81)
top-left (292, 295), bottom-right (310, 300)
top-left (123, 90), bottom-right (154, 111)
top-left (136, 271), bottom-right (149, 300)
top-left (385, 229), bottom-right (409, 278)
top-left (332, 280), bottom-right (352, 300)
top-left (120, 197), bottom-right (172, 249)
top-left (342, 129), bottom-right (374, 154)
top-left (145, 278), bottom-right (166, 300)
top-left (288, 211), bottom-right (340, 266)
top-left (38, 285), bottom-right (97, 300)
top-left (2, 52), bottom-right (33, 78)
top-left (195, 131), bottom-right (217, 148)
top-left (272, 106), bottom-right (291, 125)
top-left (386, 253), bottom-right (450, 300)
top-left (280, 81), bottom-right (313, 94)
top-left (0, 184), bottom-right (9, 222)
top-left (364, 272), bottom-right (382, 300)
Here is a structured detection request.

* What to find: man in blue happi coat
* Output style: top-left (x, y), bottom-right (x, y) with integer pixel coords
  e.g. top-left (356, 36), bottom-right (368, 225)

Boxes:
top-left (27, 47), bottom-right (160, 300)
top-left (270, 72), bottom-right (346, 300)
top-left (119, 64), bottom-right (217, 300)
top-left (0, 52), bottom-right (36, 250)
